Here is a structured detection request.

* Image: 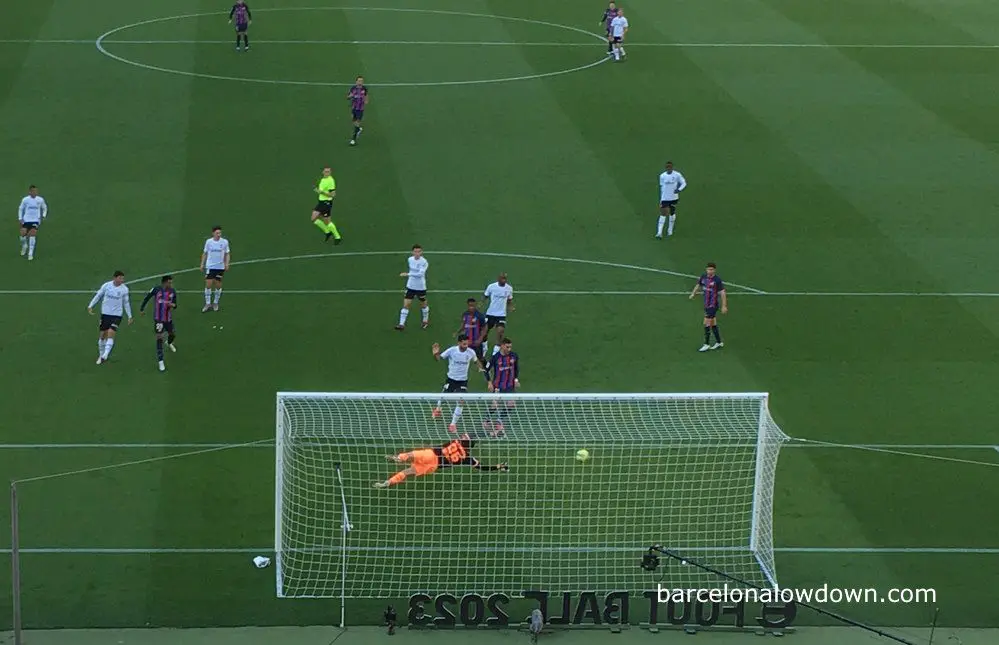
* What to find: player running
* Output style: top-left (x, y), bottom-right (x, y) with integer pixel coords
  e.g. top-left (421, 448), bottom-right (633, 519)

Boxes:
top-left (201, 226), bottom-right (231, 312)
top-left (431, 334), bottom-right (483, 432)
top-left (347, 76), bottom-right (369, 146)
top-left (140, 275), bottom-right (178, 372)
top-left (372, 434), bottom-right (509, 489)
top-left (311, 167), bottom-right (343, 244)
top-left (396, 244), bottom-right (430, 330)
top-left (482, 272), bottom-right (514, 359)
top-left (689, 262), bottom-right (727, 352)
top-left (484, 338), bottom-right (520, 436)
top-left (87, 270), bottom-right (133, 365)
top-left (458, 298), bottom-right (489, 374)
top-left (598, 2), bottom-right (619, 56)
top-left (655, 161), bottom-right (687, 239)
top-left (229, 0), bottom-right (252, 51)
top-left (18, 185), bottom-right (47, 261)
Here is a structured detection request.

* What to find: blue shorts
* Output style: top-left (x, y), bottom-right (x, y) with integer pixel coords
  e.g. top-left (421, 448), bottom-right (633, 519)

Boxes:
top-left (494, 385), bottom-right (516, 394)
top-left (351, 109), bottom-right (364, 121)
top-left (235, 23), bottom-right (248, 33)
top-left (704, 307), bottom-right (717, 319)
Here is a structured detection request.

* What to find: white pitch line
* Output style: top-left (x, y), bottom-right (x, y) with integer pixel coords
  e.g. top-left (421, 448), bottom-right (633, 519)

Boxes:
top-left (5, 39), bottom-right (999, 49)
top-left (3, 289), bottom-right (999, 297)
top-left (1, 546), bottom-right (995, 555)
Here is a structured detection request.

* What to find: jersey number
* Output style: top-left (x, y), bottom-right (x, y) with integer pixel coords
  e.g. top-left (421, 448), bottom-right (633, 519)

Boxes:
top-left (155, 323), bottom-right (164, 333)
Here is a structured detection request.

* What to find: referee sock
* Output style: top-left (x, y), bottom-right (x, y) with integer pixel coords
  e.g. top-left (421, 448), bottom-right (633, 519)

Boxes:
top-left (712, 326), bottom-right (722, 343)
top-left (156, 338), bottom-right (165, 361)
top-left (451, 405), bottom-right (463, 427)
top-left (667, 214), bottom-right (676, 235)
top-left (656, 216), bottom-right (666, 237)
top-left (312, 219), bottom-right (327, 234)
top-left (387, 472), bottom-right (407, 486)
top-left (326, 221), bottom-right (341, 239)
top-left (704, 327), bottom-right (712, 345)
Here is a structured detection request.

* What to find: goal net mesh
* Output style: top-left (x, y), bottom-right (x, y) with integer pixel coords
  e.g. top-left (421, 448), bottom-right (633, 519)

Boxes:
top-left (275, 393), bottom-right (789, 598)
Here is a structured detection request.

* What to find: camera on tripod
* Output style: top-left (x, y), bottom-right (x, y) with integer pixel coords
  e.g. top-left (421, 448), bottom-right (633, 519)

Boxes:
top-left (384, 605), bottom-right (397, 635)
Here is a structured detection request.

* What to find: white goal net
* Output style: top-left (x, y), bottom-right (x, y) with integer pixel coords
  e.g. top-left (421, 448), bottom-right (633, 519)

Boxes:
top-left (274, 392), bottom-right (789, 599)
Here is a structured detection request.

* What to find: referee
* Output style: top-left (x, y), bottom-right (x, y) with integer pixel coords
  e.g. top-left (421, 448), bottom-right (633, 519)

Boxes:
top-left (310, 167), bottom-right (342, 244)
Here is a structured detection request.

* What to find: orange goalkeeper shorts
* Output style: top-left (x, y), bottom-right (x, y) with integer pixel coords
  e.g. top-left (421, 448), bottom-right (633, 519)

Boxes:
top-left (401, 448), bottom-right (439, 476)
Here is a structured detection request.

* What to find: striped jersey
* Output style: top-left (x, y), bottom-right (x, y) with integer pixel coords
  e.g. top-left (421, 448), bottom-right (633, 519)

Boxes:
top-left (489, 351), bottom-right (520, 391)
top-left (460, 310), bottom-right (487, 344)
top-left (698, 274), bottom-right (724, 308)
top-left (601, 7), bottom-right (619, 29)
top-left (140, 286), bottom-right (178, 322)
top-left (348, 85), bottom-right (368, 111)
top-left (230, 2), bottom-right (251, 24)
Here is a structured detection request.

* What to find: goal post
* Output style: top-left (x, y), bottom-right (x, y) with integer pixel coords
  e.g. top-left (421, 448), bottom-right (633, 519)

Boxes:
top-left (274, 392), bottom-right (790, 600)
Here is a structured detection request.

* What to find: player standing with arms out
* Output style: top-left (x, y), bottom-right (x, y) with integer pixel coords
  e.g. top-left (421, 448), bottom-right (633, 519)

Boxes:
top-left (229, 0), bottom-right (252, 51)
top-left (431, 335), bottom-right (483, 432)
top-left (689, 262), bottom-right (727, 352)
top-left (18, 185), bottom-right (47, 260)
top-left (485, 338), bottom-right (520, 435)
top-left (140, 275), bottom-right (178, 372)
top-left (372, 434), bottom-right (508, 489)
top-left (201, 226), bottom-right (231, 313)
top-left (482, 272), bottom-right (514, 360)
top-left (347, 76), bottom-right (369, 146)
top-left (310, 167), bottom-right (342, 243)
top-left (87, 270), bottom-right (133, 365)
top-left (599, 2), bottom-right (619, 56)
top-left (396, 244), bottom-right (430, 330)
top-left (656, 161), bottom-right (687, 239)
top-left (610, 9), bottom-right (629, 61)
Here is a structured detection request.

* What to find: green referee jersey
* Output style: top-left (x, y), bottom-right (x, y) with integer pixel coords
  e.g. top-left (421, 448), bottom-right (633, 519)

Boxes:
top-left (318, 176), bottom-right (336, 201)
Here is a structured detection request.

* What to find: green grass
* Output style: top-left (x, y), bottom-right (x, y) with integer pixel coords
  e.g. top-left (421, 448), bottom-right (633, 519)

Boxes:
top-left (2, 0), bottom-right (999, 632)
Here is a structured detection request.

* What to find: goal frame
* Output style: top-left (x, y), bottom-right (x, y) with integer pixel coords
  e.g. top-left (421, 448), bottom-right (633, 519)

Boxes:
top-left (273, 391), bottom-right (785, 601)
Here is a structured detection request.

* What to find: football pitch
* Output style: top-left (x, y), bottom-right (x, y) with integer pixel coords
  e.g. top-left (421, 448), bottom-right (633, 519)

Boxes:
top-left (3, 0), bottom-right (999, 636)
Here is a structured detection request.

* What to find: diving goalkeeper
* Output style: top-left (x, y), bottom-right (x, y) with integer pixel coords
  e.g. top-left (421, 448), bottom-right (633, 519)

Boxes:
top-left (373, 435), bottom-right (509, 488)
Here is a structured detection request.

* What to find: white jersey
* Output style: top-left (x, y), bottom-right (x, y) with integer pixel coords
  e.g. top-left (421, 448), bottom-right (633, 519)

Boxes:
top-left (441, 345), bottom-right (478, 381)
top-left (405, 256), bottom-right (429, 292)
top-left (659, 170), bottom-right (687, 201)
top-left (483, 282), bottom-right (514, 317)
top-left (18, 195), bottom-right (47, 224)
top-left (88, 281), bottom-right (132, 318)
top-left (610, 15), bottom-right (629, 38)
top-left (203, 237), bottom-right (231, 270)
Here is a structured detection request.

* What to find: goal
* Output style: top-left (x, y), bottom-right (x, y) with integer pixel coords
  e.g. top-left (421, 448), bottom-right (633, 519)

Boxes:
top-left (274, 392), bottom-right (789, 599)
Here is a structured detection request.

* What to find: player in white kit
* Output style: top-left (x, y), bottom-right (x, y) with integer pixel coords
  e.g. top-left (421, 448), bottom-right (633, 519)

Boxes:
top-left (18, 185), bottom-right (47, 260)
top-left (610, 10), bottom-right (629, 61)
top-left (87, 270), bottom-right (133, 364)
top-left (396, 244), bottom-right (430, 330)
top-left (200, 225), bottom-right (231, 312)
top-left (431, 334), bottom-right (483, 432)
top-left (482, 272), bottom-right (514, 359)
top-left (656, 161), bottom-right (687, 239)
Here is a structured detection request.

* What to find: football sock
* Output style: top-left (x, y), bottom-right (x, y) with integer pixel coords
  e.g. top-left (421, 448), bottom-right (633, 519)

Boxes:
top-left (243, 35), bottom-right (249, 47)
top-left (167, 333), bottom-right (176, 345)
top-left (28, 237), bottom-right (36, 255)
top-left (213, 289), bottom-right (222, 305)
top-left (614, 48), bottom-right (621, 61)
top-left (607, 40), bottom-right (613, 52)
top-left (312, 218), bottom-right (327, 234)
top-left (712, 326), bottom-right (722, 343)
top-left (421, 306), bottom-right (430, 323)
top-left (619, 46), bottom-right (626, 57)
top-left (19, 235), bottom-right (26, 249)
top-left (399, 308), bottom-right (410, 326)
top-left (204, 288), bottom-right (211, 305)
top-left (704, 327), bottom-right (711, 345)
top-left (668, 214), bottom-right (676, 235)
top-left (102, 338), bottom-right (115, 359)
top-left (387, 472), bottom-right (407, 486)
top-left (353, 125), bottom-right (361, 139)
top-left (235, 34), bottom-right (241, 47)
top-left (451, 405), bottom-right (463, 427)
top-left (98, 338), bottom-right (106, 356)
top-left (326, 221), bottom-right (341, 239)
top-left (156, 338), bottom-right (164, 361)
top-left (656, 215), bottom-right (666, 237)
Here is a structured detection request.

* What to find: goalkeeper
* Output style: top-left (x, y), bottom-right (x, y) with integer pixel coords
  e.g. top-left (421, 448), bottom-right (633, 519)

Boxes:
top-left (373, 435), bottom-right (509, 488)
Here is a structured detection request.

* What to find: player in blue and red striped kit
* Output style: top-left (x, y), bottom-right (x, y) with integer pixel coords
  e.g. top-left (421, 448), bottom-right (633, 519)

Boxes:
top-left (229, 0), bottom-right (252, 51)
top-left (347, 76), bottom-right (369, 146)
top-left (484, 338), bottom-right (520, 435)
top-left (140, 275), bottom-right (178, 372)
top-left (598, 2), bottom-right (619, 55)
top-left (459, 298), bottom-right (489, 372)
top-left (689, 263), bottom-right (727, 352)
